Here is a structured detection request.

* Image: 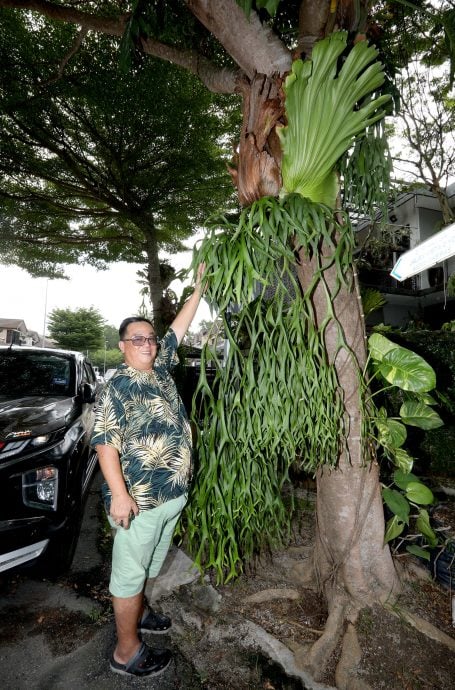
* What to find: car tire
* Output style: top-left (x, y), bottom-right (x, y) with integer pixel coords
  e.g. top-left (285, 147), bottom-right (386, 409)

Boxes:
top-left (33, 504), bottom-right (83, 578)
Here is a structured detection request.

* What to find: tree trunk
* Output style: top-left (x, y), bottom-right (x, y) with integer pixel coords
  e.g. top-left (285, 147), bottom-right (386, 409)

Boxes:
top-left (296, 246), bottom-right (399, 604)
top-left (227, 74), bottom-right (284, 206)
top-left (293, 235), bottom-right (399, 678)
top-left (430, 180), bottom-right (455, 225)
top-left (144, 232), bottom-right (165, 336)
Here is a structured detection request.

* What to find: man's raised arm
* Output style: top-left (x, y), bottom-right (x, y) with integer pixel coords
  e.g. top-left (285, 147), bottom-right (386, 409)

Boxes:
top-left (170, 263), bottom-right (206, 345)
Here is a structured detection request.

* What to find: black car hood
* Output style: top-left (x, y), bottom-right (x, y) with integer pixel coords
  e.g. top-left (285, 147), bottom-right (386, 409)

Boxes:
top-left (0, 396), bottom-right (75, 439)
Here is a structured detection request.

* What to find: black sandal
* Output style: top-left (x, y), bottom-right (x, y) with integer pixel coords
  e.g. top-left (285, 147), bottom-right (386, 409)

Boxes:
top-left (110, 642), bottom-right (172, 677)
top-left (138, 607), bottom-right (172, 634)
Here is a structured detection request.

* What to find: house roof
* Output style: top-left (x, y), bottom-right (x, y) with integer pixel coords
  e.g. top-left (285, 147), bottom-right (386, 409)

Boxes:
top-left (0, 318), bottom-right (27, 330)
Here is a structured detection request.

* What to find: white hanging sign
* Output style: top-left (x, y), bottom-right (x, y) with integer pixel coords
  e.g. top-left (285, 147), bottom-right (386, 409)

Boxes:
top-left (390, 222), bottom-right (455, 281)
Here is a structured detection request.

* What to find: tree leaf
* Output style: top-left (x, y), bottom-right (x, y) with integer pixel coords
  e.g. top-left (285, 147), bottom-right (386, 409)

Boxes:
top-left (416, 392), bottom-right (437, 406)
top-left (382, 487), bottom-right (410, 523)
top-left (415, 508), bottom-right (438, 546)
top-left (376, 418), bottom-right (407, 448)
top-left (361, 288), bottom-right (387, 318)
top-left (384, 515), bottom-right (405, 543)
top-left (392, 448), bottom-right (414, 474)
top-left (399, 401), bottom-right (444, 429)
top-left (368, 332), bottom-right (396, 362)
top-left (405, 482), bottom-right (434, 505)
top-left (393, 470), bottom-right (420, 490)
top-left (377, 347), bottom-right (436, 392)
top-left (256, 0), bottom-right (280, 16)
top-left (406, 544), bottom-right (431, 561)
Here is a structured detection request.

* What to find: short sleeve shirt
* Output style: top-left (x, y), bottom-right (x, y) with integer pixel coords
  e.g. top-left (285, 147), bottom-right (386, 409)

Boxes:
top-left (91, 329), bottom-right (192, 512)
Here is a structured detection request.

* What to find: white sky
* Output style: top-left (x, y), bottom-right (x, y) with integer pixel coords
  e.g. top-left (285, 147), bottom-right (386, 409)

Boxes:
top-left (0, 249), bottom-right (213, 337)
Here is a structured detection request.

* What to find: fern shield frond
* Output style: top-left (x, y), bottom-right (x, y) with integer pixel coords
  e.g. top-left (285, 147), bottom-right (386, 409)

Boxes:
top-left (278, 31), bottom-right (391, 208)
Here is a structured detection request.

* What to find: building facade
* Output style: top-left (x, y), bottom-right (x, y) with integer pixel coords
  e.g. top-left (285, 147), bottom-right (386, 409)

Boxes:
top-left (357, 184), bottom-right (455, 328)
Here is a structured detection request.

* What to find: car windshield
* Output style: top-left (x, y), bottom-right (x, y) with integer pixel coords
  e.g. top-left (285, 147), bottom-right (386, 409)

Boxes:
top-left (0, 351), bottom-right (73, 397)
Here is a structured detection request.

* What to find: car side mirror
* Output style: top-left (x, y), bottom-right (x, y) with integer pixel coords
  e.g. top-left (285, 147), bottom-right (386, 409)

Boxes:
top-left (80, 382), bottom-right (96, 403)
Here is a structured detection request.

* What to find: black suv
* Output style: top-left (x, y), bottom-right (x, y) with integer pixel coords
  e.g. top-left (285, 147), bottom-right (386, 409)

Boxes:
top-left (0, 346), bottom-right (98, 575)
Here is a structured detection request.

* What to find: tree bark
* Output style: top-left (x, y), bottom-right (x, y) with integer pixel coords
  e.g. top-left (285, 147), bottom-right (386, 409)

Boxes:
top-left (227, 74), bottom-right (284, 206)
top-left (295, 237), bottom-right (399, 607)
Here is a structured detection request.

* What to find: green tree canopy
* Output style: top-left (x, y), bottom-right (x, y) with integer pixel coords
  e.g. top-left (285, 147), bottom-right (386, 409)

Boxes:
top-left (104, 324), bottom-right (120, 349)
top-left (0, 14), bottom-right (239, 331)
top-left (390, 61), bottom-right (455, 222)
top-left (47, 306), bottom-right (104, 351)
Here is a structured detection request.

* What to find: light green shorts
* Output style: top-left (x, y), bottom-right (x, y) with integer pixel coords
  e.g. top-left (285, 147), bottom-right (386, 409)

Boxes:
top-left (108, 493), bottom-right (187, 598)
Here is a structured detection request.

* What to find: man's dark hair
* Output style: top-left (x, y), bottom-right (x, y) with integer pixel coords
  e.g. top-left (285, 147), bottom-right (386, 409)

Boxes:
top-left (119, 317), bottom-right (154, 340)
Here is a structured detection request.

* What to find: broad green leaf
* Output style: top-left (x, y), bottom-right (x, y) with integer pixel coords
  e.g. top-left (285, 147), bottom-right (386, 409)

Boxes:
top-left (406, 545), bottom-right (431, 561)
top-left (415, 508), bottom-right (438, 546)
top-left (392, 448), bottom-right (414, 474)
top-left (384, 515), bottom-right (405, 543)
top-left (405, 482), bottom-right (434, 505)
top-left (416, 392), bottom-right (437, 406)
top-left (368, 332), bottom-right (397, 362)
top-left (399, 401), bottom-right (444, 430)
top-left (377, 347), bottom-right (436, 392)
top-left (393, 470), bottom-right (420, 491)
top-left (402, 391), bottom-right (438, 406)
top-left (382, 487), bottom-right (410, 523)
top-left (376, 418), bottom-right (407, 448)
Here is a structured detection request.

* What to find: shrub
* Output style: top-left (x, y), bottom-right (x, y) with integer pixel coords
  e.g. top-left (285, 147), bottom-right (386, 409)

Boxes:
top-left (382, 330), bottom-right (455, 478)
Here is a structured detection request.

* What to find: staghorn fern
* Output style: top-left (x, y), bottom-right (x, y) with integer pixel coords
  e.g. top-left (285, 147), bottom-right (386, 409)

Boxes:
top-left (278, 31), bottom-right (391, 208)
top-left (186, 34), bottom-right (392, 583)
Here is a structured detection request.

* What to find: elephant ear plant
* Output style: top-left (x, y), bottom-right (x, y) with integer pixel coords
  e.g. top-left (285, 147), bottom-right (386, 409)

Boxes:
top-left (367, 332), bottom-right (444, 559)
top-left (185, 32), bottom-right (393, 583)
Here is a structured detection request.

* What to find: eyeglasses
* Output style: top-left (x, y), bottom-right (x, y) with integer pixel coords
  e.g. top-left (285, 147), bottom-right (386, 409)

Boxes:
top-left (122, 336), bottom-right (159, 347)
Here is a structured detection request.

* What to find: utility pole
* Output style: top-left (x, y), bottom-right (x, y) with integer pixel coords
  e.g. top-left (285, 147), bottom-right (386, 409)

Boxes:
top-left (41, 279), bottom-right (49, 348)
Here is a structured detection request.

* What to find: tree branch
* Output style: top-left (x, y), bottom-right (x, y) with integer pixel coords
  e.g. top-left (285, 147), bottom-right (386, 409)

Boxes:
top-left (139, 35), bottom-right (240, 93)
top-left (45, 25), bottom-right (89, 85)
top-left (0, 0), bottom-right (241, 93)
top-left (184, 0), bottom-right (291, 77)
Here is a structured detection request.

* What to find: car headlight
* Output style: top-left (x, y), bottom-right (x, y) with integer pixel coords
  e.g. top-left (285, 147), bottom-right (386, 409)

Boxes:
top-left (22, 466), bottom-right (58, 510)
top-left (30, 434), bottom-right (52, 447)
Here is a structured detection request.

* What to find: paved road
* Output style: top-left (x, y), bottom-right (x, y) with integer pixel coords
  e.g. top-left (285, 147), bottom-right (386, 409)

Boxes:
top-left (0, 471), bottom-right (203, 689)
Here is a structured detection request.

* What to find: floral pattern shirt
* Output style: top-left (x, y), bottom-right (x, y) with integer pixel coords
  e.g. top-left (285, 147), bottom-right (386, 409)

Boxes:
top-left (91, 329), bottom-right (192, 512)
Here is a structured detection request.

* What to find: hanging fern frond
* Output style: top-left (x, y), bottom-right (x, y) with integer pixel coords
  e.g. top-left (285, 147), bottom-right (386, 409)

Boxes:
top-left (185, 195), bottom-right (353, 582)
top-left (340, 123), bottom-right (393, 219)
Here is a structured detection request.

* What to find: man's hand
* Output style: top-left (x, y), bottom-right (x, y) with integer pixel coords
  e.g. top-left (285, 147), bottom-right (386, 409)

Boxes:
top-left (195, 262), bottom-right (207, 293)
top-left (96, 444), bottom-right (139, 529)
top-left (110, 491), bottom-right (139, 529)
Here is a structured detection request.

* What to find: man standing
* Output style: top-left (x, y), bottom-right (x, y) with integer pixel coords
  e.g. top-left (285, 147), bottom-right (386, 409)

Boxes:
top-left (91, 265), bottom-right (205, 678)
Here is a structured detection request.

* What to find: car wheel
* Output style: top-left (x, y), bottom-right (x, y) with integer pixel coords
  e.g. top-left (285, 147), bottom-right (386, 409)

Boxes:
top-left (33, 500), bottom-right (84, 578)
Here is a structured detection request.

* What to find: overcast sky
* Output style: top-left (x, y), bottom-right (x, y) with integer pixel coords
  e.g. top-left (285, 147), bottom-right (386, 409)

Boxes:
top-left (0, 250), bottom-right (213, 337)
